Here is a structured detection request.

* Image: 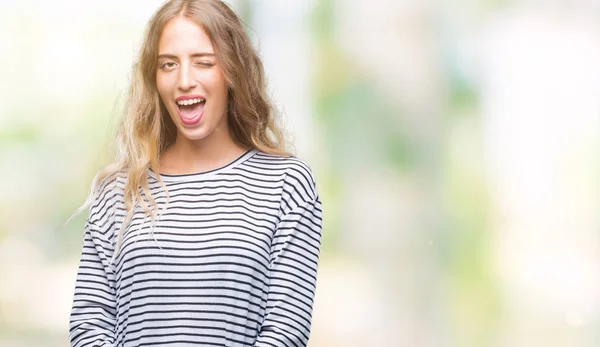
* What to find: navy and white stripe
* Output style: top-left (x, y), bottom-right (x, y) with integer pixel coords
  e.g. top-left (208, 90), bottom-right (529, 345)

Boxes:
top-left (69, 149), bottom-right (323, 347)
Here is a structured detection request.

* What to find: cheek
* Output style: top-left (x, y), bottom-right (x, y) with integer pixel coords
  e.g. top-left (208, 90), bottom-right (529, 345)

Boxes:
top-left (155, 74), bottom-right (172, 104)
top-left (207, 70), bottom-right (228, 103)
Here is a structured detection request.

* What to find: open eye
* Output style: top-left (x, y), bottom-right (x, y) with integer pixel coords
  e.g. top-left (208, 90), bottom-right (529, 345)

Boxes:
top-left (159, 61), bottom-right (177, 70)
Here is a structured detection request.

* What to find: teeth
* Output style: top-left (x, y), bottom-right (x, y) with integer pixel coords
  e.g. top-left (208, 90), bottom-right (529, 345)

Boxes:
top-left (177, 98), bottom-right (205, 106)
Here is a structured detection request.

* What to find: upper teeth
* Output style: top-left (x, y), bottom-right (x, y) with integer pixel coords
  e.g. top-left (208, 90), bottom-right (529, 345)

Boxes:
top-left (177, 98), bottom-right (205, 106)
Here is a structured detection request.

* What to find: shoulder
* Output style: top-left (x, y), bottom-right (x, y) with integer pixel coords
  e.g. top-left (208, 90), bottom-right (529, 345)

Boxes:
top-left (252, 150), bottom-right (319, 207)
top-left (88, 169), bottom-right (126, 227)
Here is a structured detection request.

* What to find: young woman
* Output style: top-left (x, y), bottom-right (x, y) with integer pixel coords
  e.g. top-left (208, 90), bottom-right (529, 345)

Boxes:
top-left (68, 1), bottom-right (322, 346)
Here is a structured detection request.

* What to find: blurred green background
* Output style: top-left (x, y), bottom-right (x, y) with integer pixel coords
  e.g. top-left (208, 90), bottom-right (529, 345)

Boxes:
top-left (1, 0), bottom-right (599, 346)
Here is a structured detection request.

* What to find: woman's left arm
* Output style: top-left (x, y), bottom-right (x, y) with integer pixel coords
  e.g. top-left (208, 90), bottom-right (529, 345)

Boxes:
top-left (254, 168), bottom-right (323, 347)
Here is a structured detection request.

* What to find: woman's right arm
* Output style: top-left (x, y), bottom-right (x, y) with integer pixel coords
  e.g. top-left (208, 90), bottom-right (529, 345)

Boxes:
top-left (69, 219), bottom-right (117, 347)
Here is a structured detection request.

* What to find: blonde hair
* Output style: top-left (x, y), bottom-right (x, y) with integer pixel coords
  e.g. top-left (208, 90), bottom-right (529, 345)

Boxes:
top-left (69, 0), bottom-right (290, 259)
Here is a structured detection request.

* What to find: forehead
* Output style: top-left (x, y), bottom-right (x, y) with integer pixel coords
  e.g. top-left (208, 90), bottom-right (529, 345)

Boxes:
top-left (158, 16), bottom-right (214, 54)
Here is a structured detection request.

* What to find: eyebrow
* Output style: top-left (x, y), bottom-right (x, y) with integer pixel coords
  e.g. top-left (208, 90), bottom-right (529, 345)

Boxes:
top-left (157, 53), bottom-right (215, 59)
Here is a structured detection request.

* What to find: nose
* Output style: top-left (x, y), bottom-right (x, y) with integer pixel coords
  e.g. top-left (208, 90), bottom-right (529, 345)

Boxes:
top-left (177, 64), bottom-right (198, 91)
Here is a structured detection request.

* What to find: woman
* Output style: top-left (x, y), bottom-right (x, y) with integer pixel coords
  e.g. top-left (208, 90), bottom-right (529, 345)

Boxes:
top-left (68, 1), bottom-right (322, 346)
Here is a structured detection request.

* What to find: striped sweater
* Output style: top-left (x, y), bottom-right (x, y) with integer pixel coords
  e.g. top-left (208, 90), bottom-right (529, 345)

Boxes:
top-left (69, 149), bottom-right (323, 347)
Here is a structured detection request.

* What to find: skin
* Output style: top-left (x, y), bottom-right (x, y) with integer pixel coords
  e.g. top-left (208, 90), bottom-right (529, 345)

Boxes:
top-left (156, 16), bottom-right (248, 174)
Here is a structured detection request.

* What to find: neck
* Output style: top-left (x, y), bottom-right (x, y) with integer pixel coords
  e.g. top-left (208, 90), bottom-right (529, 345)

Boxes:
top-left (160, 128), bottom-right (249, 174)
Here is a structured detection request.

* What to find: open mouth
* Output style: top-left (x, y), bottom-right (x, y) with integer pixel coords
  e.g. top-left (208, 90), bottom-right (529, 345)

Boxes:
top-left (176, 97), bottom-right (206, 126)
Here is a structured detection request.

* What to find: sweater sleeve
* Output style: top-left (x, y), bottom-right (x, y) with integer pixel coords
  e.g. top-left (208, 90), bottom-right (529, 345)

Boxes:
top-left (69, 178), bottom-right (118, 347)
top-left (254, 165), bottom-right (323, 347)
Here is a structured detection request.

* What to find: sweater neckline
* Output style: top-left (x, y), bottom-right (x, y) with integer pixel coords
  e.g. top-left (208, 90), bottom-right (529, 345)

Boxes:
top-left (148, 148), bottom-right (257, 182)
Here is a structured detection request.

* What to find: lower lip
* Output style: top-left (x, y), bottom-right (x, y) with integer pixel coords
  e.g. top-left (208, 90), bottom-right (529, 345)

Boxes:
top-left (177, 105), bottom-right (204, 126)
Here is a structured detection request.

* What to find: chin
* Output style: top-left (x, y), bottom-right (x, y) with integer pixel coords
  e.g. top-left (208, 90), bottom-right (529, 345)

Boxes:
top-left (176, 124), bottom-right (215, 141)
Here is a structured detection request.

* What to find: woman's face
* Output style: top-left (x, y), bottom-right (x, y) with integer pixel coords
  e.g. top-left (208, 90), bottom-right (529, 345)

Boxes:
top-left (156, 16), bottom-right (229, 143)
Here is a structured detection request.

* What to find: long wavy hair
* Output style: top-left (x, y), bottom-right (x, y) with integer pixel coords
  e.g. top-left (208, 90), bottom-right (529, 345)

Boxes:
top-left (69, 0), bottom-right (290, 259)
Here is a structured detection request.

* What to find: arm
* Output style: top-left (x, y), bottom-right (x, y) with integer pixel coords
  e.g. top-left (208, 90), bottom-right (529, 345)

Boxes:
top-left (254, 168), bottom-right (323, 347)
top-left (69, 220), bottom-right (117, 347)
